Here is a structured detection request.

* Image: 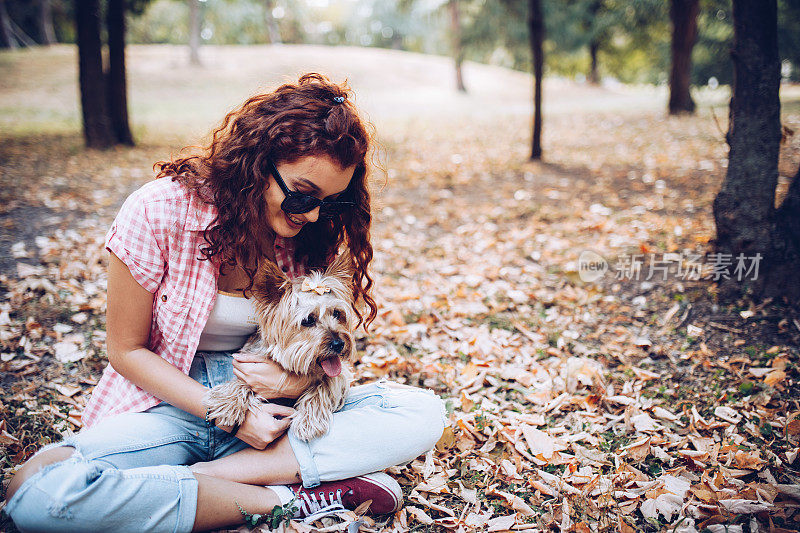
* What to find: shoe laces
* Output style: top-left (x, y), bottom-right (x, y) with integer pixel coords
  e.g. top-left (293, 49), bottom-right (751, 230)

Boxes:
top-left (297, 488), bottom-right (347, 523)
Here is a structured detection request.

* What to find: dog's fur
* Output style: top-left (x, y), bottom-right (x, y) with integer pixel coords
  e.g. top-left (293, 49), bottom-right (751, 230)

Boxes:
top-left (202, 253), bottom-right (355, 441)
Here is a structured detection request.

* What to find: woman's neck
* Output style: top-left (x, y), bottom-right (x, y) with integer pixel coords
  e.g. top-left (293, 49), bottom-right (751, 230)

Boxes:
top-left (217, 233), bottom-right (277, 293)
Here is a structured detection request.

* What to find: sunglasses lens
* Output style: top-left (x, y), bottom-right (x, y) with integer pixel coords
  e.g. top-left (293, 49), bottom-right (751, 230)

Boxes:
top-left (319, 204), bottom-right (340, 218)
top-left (282, 195), bottom-right (320, 214)
top-left (321, 201), bottom-right (356, 218)
top-left (281, 193), bottom-right (354, 219)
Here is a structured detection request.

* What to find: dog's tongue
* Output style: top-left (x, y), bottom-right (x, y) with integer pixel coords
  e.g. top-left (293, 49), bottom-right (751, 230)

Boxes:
top-left (321, 356), bottom-right (342, 377)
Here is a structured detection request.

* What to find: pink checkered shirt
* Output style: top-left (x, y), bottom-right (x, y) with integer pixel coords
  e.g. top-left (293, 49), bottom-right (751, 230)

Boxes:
top-left (81, 178), bottom-right (306, 429)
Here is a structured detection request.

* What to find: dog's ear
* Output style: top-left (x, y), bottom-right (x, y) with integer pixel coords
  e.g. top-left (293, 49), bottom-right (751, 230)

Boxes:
top-left (324, 251), bottom-right (354, 286)
top-left (254, 260), bottom-right (288, 304)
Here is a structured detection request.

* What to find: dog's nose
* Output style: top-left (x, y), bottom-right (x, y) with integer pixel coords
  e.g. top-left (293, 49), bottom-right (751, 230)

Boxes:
top-left (329, 338), bottom-right (345, 353)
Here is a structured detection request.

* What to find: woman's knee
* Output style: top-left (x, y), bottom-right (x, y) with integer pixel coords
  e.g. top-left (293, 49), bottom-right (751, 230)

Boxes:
top-left (4, 446), bottom-right (83, 532)
top-left (418, 392), bottom-right (448, 449)
top-left (395, 387), bottom-right (448, 452)
top-left (6, 445), bottom-right (76, 502)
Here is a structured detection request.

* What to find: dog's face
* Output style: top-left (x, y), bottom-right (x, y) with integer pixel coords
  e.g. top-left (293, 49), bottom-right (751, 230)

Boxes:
top-left (253, 253), bottom-right (355, 379)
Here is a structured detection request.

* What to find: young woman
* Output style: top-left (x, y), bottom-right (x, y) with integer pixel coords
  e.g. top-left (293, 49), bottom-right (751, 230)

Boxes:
top-left (4, 74), bottom-right (446, 532)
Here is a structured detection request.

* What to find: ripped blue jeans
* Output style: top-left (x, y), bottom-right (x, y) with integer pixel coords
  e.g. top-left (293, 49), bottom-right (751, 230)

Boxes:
top-left (3, 351), bottom-right (447, 533)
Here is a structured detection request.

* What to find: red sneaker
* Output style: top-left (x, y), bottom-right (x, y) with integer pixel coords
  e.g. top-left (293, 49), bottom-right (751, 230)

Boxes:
top-left (290, 472), bottom-right (402, 520)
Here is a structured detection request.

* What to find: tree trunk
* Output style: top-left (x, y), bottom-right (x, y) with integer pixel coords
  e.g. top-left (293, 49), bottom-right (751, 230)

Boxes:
top-left (38, 0), bottom-right (56, 45)
top-left (449, 0), bottom-right (466, 93)
top-left (588, 40), bottom-right (600, 84)
top-left (189, 0), bottom-right (201, 65)
top-left (264, 0), bottom-right (282, 44)
top-left (765, 164), bottom-right (800, 301)
top-left (712, 0), bottom-right (785, 300)
top-left (528, 0), bottom-right (544, 160)
top-left (76, 0), bottom-right (113, 149)
top-left (0, 0), bottom-right (16, 49)
top-left (106, 0), bottom-right (134, 145)
top-left (585, 1), bottom-right (602, 85)
top-left (668, 0), bottom-right (699, 114)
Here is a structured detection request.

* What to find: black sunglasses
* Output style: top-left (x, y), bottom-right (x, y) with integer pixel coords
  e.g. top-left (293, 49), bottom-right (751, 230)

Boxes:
top-left (266, 157), bottom-right (356, 219)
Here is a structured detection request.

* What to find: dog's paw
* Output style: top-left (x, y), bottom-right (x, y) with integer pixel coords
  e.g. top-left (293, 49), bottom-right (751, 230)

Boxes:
top-left (290, 413), bottom-right (329, 442)
top-left (202, 387), bottom-right (227, 412)
top-left (203, 381), bottom-right (251, 427)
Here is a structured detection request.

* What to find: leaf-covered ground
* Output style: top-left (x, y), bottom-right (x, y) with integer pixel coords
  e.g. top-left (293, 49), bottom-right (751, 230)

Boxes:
top-left (1, 45), bottom-right (800, 533)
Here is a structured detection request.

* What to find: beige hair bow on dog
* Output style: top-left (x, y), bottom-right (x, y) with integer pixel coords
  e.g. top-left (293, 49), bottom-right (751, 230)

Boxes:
top-left (301, 278), bottom-right (331, 295)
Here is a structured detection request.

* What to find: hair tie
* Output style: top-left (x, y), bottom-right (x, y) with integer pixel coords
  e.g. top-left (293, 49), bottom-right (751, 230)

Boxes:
top-left (333, 96), bottom-right (345, 104)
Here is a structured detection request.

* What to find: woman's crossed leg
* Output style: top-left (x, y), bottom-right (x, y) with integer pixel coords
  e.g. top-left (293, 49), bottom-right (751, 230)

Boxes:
top-left (3, 402), bottom-right (286, 532)
top-left (4, 381), bottom-right (446, 532)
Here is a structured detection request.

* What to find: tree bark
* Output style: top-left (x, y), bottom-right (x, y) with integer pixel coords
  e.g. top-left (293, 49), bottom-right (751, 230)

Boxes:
top-left (668, 0), bottom-right (699, 114)
top-left (189, 0), bottom-right (201, 65)
top-left (528, 0), bottom-right (544, 160)
top-left (765, 164), bottom-right (800, 301)
top-left (76, 0), bottom-right (113, 149)
top-left (712, 0), bottom-right (785, 300)
top-left (588, 40), bottom-right (600, 84)
top-left (38, 0), bottom-right (56, 45)
top-left (449, 0), bottom-right (466, 93)
top-left (587, 0), bottom-right (602, 85)
top-left (106, 0), bottom-right (134, 145)
top-left (264, 0), bottom-right (282, 44)
top-left (0, 0), bottom-right (16, 49)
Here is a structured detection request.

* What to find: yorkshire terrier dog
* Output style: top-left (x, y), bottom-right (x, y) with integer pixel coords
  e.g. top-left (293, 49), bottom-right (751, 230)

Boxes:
top-left (203, 253), bottom-right (355, 441)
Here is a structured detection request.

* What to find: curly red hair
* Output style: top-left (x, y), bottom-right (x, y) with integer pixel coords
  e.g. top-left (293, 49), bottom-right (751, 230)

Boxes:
top-left (155, 73), bottom-right (377, 327)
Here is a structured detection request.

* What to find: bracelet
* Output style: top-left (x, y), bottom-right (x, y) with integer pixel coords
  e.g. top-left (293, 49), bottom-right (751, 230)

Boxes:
top-left (236, 497), bottom-right (298, 529)
top-left (236, 500), bottom-right (266, 528)
top-left (206, 407), bottom-right (240, 436)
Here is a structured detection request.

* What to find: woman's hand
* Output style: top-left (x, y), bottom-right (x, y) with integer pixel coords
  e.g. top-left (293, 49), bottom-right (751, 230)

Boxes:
top-left (232, 352), bottom-right (313, 399)
top-left (222, 400), bottom-right (296, 449)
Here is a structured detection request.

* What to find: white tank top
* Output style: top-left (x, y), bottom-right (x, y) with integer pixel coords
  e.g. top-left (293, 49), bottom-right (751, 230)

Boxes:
top-left (196, 291), bottom-right (259, 352)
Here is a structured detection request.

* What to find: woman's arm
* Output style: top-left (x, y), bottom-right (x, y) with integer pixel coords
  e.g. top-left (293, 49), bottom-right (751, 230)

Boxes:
top-left (106, 252), bottom-right (210, 419)
top-left (106, 253), bottom-right (295, 449)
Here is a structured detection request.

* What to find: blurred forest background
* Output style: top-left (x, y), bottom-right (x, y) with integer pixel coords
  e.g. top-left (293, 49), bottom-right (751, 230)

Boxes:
top-left (2, 1), bottom-right (800, 533)
top-left (2, 0), bottom-right (800, 84)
